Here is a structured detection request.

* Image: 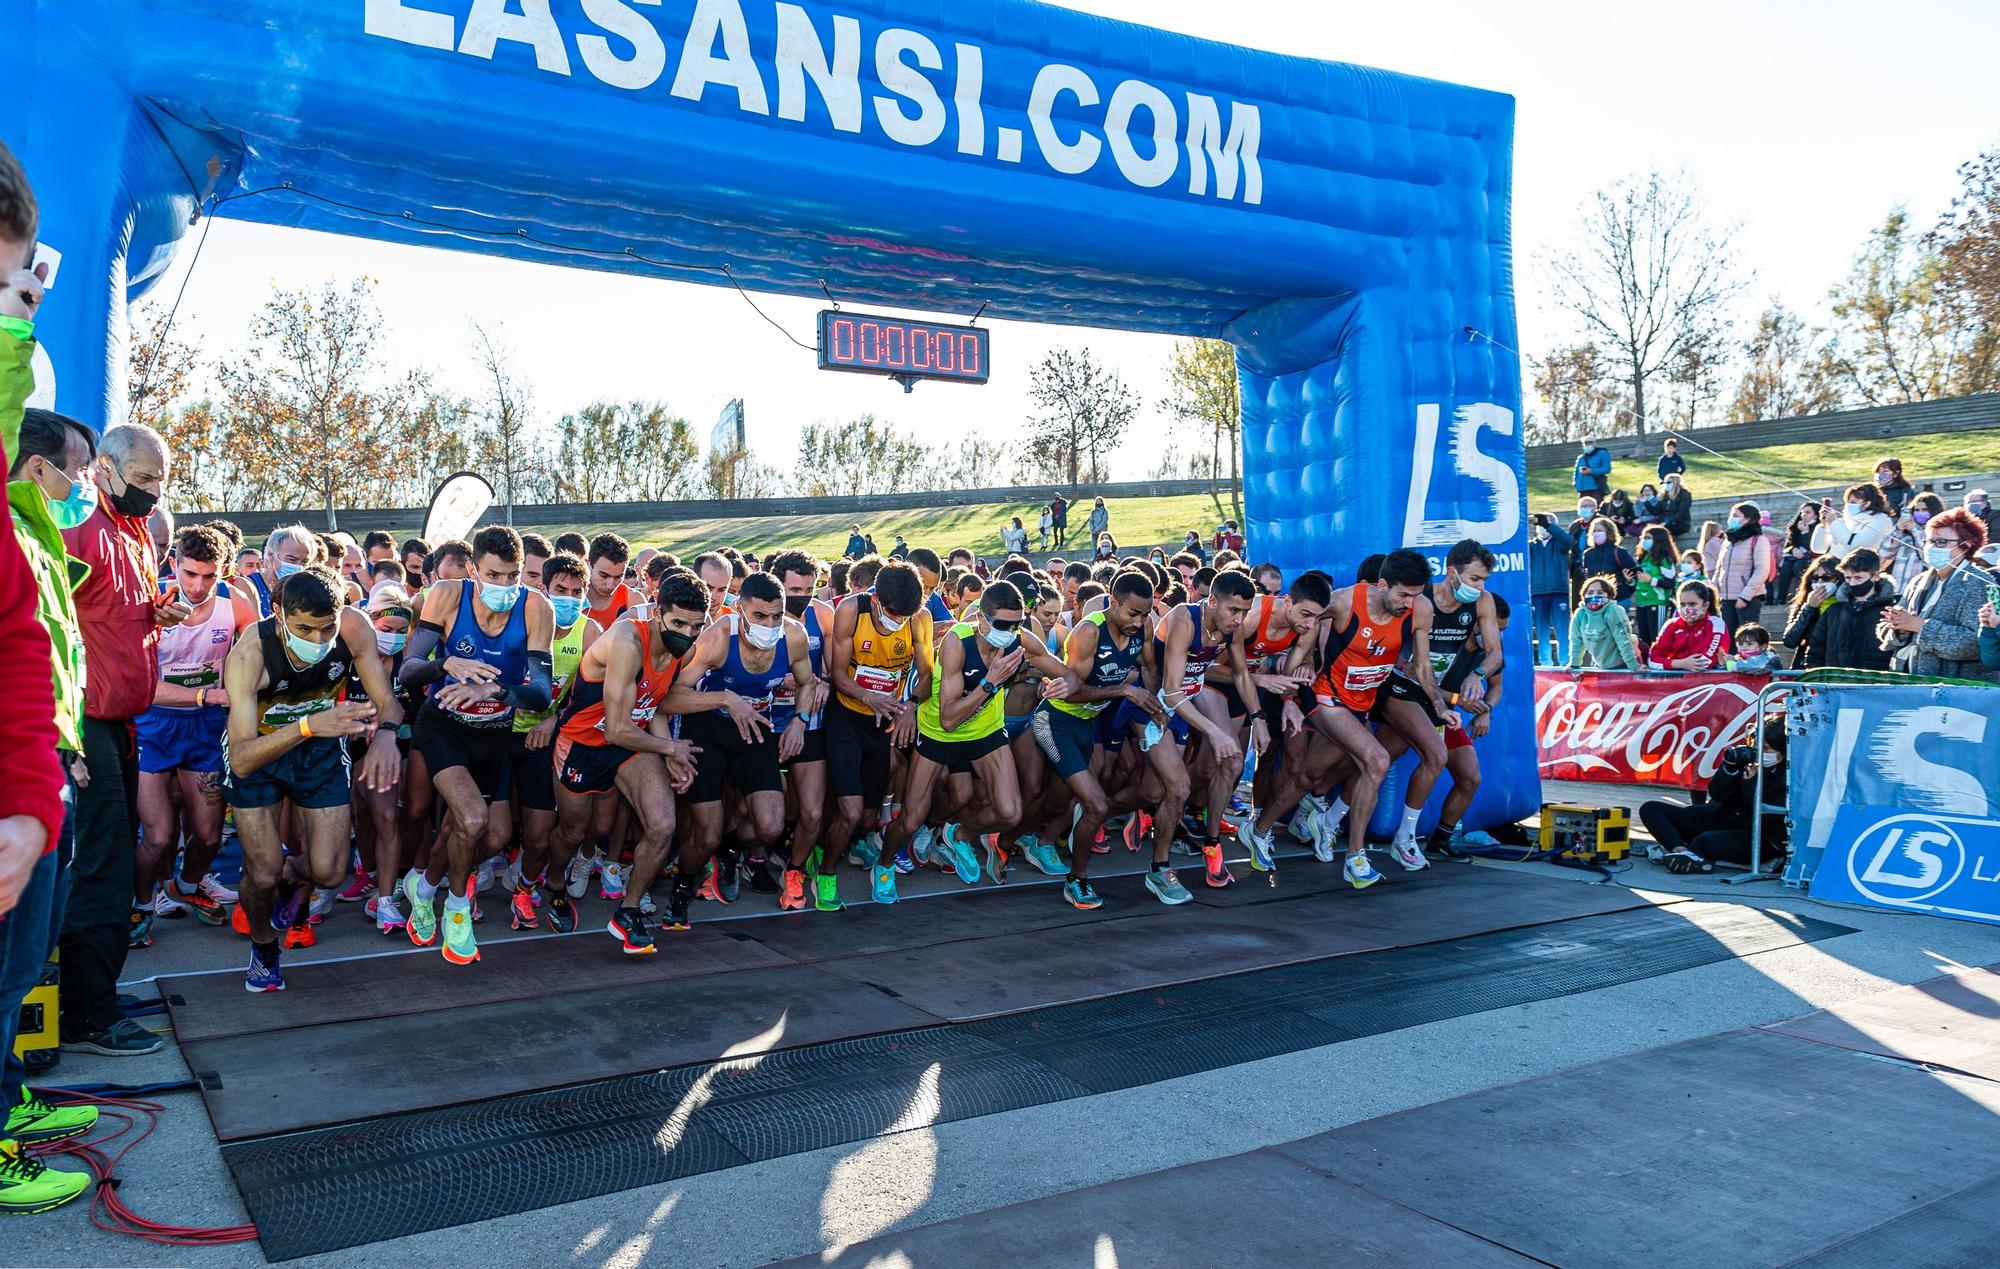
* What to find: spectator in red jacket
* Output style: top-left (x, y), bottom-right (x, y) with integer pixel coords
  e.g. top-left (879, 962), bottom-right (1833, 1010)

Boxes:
top-left (59, 421), bottom-right (190, 1056)
top-left (1648, 579), bottom-right (1731, 672)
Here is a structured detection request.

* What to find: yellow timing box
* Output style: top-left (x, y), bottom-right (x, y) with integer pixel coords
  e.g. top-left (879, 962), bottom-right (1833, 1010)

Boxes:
top-left (1538, 804), bottom-right (1630, 864)
top-left (12, 952), bottom-right (57, 1074)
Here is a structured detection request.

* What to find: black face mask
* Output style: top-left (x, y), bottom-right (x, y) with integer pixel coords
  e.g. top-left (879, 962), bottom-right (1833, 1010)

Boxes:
top-left (660, 628), bottom-right (697, 659)
top-left (784, 594), bottom-right (811, 617)
top-left (108, 475), bottom-right (159, 519)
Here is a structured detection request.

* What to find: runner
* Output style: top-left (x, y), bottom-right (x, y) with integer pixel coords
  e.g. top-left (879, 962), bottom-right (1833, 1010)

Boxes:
top-left (506, 551), bottom-right (600, 931)
top-left (220, 566), bottom-right (405, 991)
top-left (397, 526), bottom-right (554, 965)
top-left (1224, 572), bottom-right (1332, 871)
top-left (356, 585), bottom-right (420, 934)
top-left (1029, 569), bottom-right (1161, 907)
top-left (1301, 548), bottom-right (1434, 888)
top-left (824, 560), bottom-right (933, 884)
top-left (769, 550), bottom-right (839, 911)
top-left (244, 524), bottom-right (317, 619)
top-left (519, 532), bottom-right (552, 592)
top-left (399, 537), bottom-right (430, 590)
top-left (664, 571), bottom-right (822, 909)
top-left (584, 532), bottom-right (632, 628)
top-left (875, 580), bottom-right (1077, 903)
top-left (131, 525), bottom-right (257, 940)
top-left (546, 573), bottom-right (705, 951)
top-left (1371, 540), bottom-right (1503, 869)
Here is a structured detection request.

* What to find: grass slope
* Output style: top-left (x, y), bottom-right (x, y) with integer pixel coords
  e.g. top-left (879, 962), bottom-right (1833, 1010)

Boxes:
top-left (1525, 427), bottom-right (2000, 511)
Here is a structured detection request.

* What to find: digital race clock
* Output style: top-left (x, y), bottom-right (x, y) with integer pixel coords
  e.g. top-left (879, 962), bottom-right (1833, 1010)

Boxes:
top-left (817, 310), bottom-right (990, 390)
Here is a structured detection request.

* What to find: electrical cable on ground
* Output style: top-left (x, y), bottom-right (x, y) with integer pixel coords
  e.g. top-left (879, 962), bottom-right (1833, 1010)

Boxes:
top-left (29, 1085), bottom-right (258, 1246)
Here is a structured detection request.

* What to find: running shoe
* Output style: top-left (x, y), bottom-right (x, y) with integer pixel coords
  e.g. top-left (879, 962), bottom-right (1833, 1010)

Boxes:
top-left (509, 886), bottom-right (539, 930)
top-left (470, 893), bottom-right (485, 924)
top-left (638, 890), bottom-right (658, 916)
top-left (1122, 812), bottom-right (1151, 854)
top-left (939, 824), bottom-right (981, 884)
top-left (608, 907), bottom-right (657, 955)
top-left (1663, 847), bottom-right (1713, 875)
top-left (245, 941), bottom-right (284, 993)
top-left (1312, 813), bottom-right (1343, 864)
top-left (197, 872), bottom-right (240, 905)
top-left (1241, 819), bottom-right (1277, 872)
top-left (1390, 834), bottom-right (1430, 872)
top-left (0, 1139), bottom-right (90, 1215)
top-left (474, 856), bottom-right (499, 896)
top-left (716, 852), bottom-right (741, 903)
top-left (306, 887), bottom-right (338, 925)
top-left (747, 856), bottom-right (779, 893)
top-left (374, 892), bottom-right (407, 935)
top-left (892, 846), bottom-right (916, 875)
top-left (1179, 812), bottom-right (1207, 840)
top-left (441, 903), bottom-right (480, 964)
top-left (336, 869), bottom-right (376, 903)
top-left (1062, 877), bottom-right (1103, 910)
top-left (1344, 850), bottom-right (1382, 889)
top-left (229, 900), bottom-right (251, 937)
top-left (151, 885), bottom-right (187, 919)
top-left (982, 834), bottom-right (1009, 885)
top-left (911, 824), bottom-right (935, 867)
top-left (565, 853), bottom-right (599, 899)
top-left (7, 1087), bottom-right (98, 1145)
top-left (666, 876), bottom-right (695, 931)
top-left (696, 869), bottom-right (721, 903)
top-left (1228, 793), bottom-right (1250, 817)
top-left (1090, 827), bottom-right (1110, 855)
top-left (780, 868), bottom-right (809, 911)
top-left (272, 880), bottom-right (307, 932)
top-left (282, 921), bottom-right (316, 950)
top-left (599, 861), bottom-right (628, 901)
top-left (847, 833), bottom-right (882, 870)
top-left (403, 873), bottom-right (439, 947)
top-left (1290, 796), bottom-right (1325, 843)
top-left (1443, 823), bottom-right (1500, 852)
top-left (544, 891), bottom-right (578, 933)
top-left (1143, 866), bottom-right (1192, 906)
top-left (814, 871), bottom-right (843, 912)
top-left (1169, 834), bottom-right (1201, 858)
top-left (1025, 838), bottom-right (1067, 877)
top-left (870, 864), bottom-right (899, 904)
top-left (127, 905), bottom-right (153, 949)
top-left (169, 878), bottom-right (228, 926)
top-left (1202, 842), bottom-right (1235, 888)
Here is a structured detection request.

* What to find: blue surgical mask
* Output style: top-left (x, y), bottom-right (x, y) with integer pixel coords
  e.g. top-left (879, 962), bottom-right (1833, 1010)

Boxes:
top-left (984, 626), bottom-right (1019, 650)
top-left (275, 560), bottom-right (305, 580)
top-left (481, 582), bottom-right (521, 612)
top-left (286, 628), bottom-right (334, 665)
top-left (1452, 581), bottom-right (1481, 605)
top-left (1726, 514), bottom-right (1744, 531)
top-left (375, 631), bottom-right (408, 655)
top-left (549, 595), bottom-right (584, 628)
top-left (40, 466), bottom-right (98, 530)
top-left (1925, 545), bottom-right (1955, 570)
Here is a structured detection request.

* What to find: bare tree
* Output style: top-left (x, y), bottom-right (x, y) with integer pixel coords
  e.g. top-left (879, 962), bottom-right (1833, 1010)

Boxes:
top-left (1527, 342), bottom-right (1622, 444)
top-left (1727, 301), bottom-right (1844, 422)
top-left (1931, 146), bottom-right (2000, 395)
top-left (471, 322), bottom-right (545, 523)
top-left (126, 302), bottom-right (200, 432)
top-left (1549, 169), bottom-right (1745, 434)
top-left (1027, 347), bottom-right (1137, 485)
top-left (1161, 337), bottom-right (1241, 521)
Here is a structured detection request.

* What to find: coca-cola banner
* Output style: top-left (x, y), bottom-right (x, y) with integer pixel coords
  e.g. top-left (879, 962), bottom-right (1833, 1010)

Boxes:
top-left (1534, 671), bottom-right (1769, 789)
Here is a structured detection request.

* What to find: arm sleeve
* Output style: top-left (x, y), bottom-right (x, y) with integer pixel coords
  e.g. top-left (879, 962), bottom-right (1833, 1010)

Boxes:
top-left (398, 621), bottom-right (448, 689)
top-left (504, 650), bottom-right (553, 712)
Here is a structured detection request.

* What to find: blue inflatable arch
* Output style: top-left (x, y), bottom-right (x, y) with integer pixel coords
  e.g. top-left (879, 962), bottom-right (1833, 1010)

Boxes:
top-left (19, 0), bottom-right (1534, 831)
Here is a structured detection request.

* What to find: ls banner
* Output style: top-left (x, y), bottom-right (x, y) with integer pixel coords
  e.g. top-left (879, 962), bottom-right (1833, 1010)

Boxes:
top-left (1533, 671), bottom-right (1765, 790)
top-left (1784, 685), bottom-right (2000, 918)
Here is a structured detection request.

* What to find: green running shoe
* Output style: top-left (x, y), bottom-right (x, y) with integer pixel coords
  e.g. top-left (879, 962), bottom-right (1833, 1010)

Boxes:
top-left (870, 864), bottom-right (899, 904)
top-left (939, 824), bottom-right (981, 884)
top-left (6, 1089), bottom-right (97, 1145)
top-left (1144, 867), bottom-right (1192, 906)
top-left (402, 873), bottom-right (438, 947)
top-left (814, 871), bottom-right (844, 912)
top-left (0, 1139), bottom-right (89, 1214)
top-left (441, 902), bottom-right (480, 964)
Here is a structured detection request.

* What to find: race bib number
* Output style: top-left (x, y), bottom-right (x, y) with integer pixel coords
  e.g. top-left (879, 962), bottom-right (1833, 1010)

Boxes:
top-left (1343, 663), bottom-right (1393, 694)
top-left (854, 664), bottom-right (901, 696)
top-left (164, 661), bottom-right (220, 688)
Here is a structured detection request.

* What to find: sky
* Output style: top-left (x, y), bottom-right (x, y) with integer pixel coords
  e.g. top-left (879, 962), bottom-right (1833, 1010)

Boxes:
top-left (137, 0), bottom-right (2000, 482)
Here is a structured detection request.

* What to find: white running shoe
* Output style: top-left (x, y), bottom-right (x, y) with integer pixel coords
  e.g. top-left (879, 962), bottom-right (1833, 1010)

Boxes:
top-left (1344, 851), bottom-right (1382, 889)
top-left (374, 892), bottom-right (406, 933)
top-left (566, 853), bottom-right (599, 900)
top-left (1311, 812), bottom-right (1339, 864)
top-left (474, 856), bottom-right (499, 896)
top-left (1390, 834), bottom-right (1430, 871)
top-left (600, 861), bottom-right (628, 901)
top-left (501, 853), bottom-right (523, 892)
top-left (150, 885), bottom-right (188, 919)
top-left (638, 890), bottom-right (658, 916)
top-left (307, 887), bottom-right (338, 922)
top-left (912, 824), bottom-right (936, 867)
top-left (198, 873), bottom-right (240, 905)
top-left (1290, 796), bottom-right (1325, 843)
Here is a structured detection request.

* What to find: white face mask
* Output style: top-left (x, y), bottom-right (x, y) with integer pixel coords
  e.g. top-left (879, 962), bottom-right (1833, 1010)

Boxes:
top-left (742, 619), bottom-right (783, 650)
top-left (874, 607), bottom-right (905, 635)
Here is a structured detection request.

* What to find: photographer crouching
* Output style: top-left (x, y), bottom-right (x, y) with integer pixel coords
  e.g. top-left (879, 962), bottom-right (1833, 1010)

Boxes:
top-left (1637, 716), bottom-right (1788, 874)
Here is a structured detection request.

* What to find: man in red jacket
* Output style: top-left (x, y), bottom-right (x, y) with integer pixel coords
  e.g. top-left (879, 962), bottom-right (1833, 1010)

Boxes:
top-left (59, 421), bottom-right (189, 1056)
top-left (0, 141), bottom-right (89, 1213)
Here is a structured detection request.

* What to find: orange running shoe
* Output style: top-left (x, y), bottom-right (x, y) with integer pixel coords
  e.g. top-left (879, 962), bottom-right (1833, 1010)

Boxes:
top-left (1202, 842), bottom-right (1235, 889)
top-left (282, 921), bottom-right (317, 949)
top-left (508, 886), bottom-right (539, 930)
top-left (229, 902), bottom-right (251, 937)
top-left (779, 868), bottom-right (808, 911)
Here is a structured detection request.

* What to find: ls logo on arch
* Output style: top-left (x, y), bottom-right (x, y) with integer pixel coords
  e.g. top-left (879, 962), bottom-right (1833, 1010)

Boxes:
top-left (1810, 806), bottom-right (2000, 926)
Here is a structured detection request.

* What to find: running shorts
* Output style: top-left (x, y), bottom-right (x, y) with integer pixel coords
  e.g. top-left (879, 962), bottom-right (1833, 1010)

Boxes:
top-left (223, 734), bottom-right (351, 811)
top-left (136, 705), bottom-right (226, 775)
top-left (917, 727), bottom-right (1009, 774)
top-left (553, 734), bottom-right (640, 797)
top-left (1032, 703), bottom-right (1098, 782)
top-left (509, 730), bottom-right (557, 813)
top-left (413, 702), bottom-right (513, 801)
top-left (682, 710), bottom-right (784, 804)
top-left (825, 700), bottom-right (894, 808)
